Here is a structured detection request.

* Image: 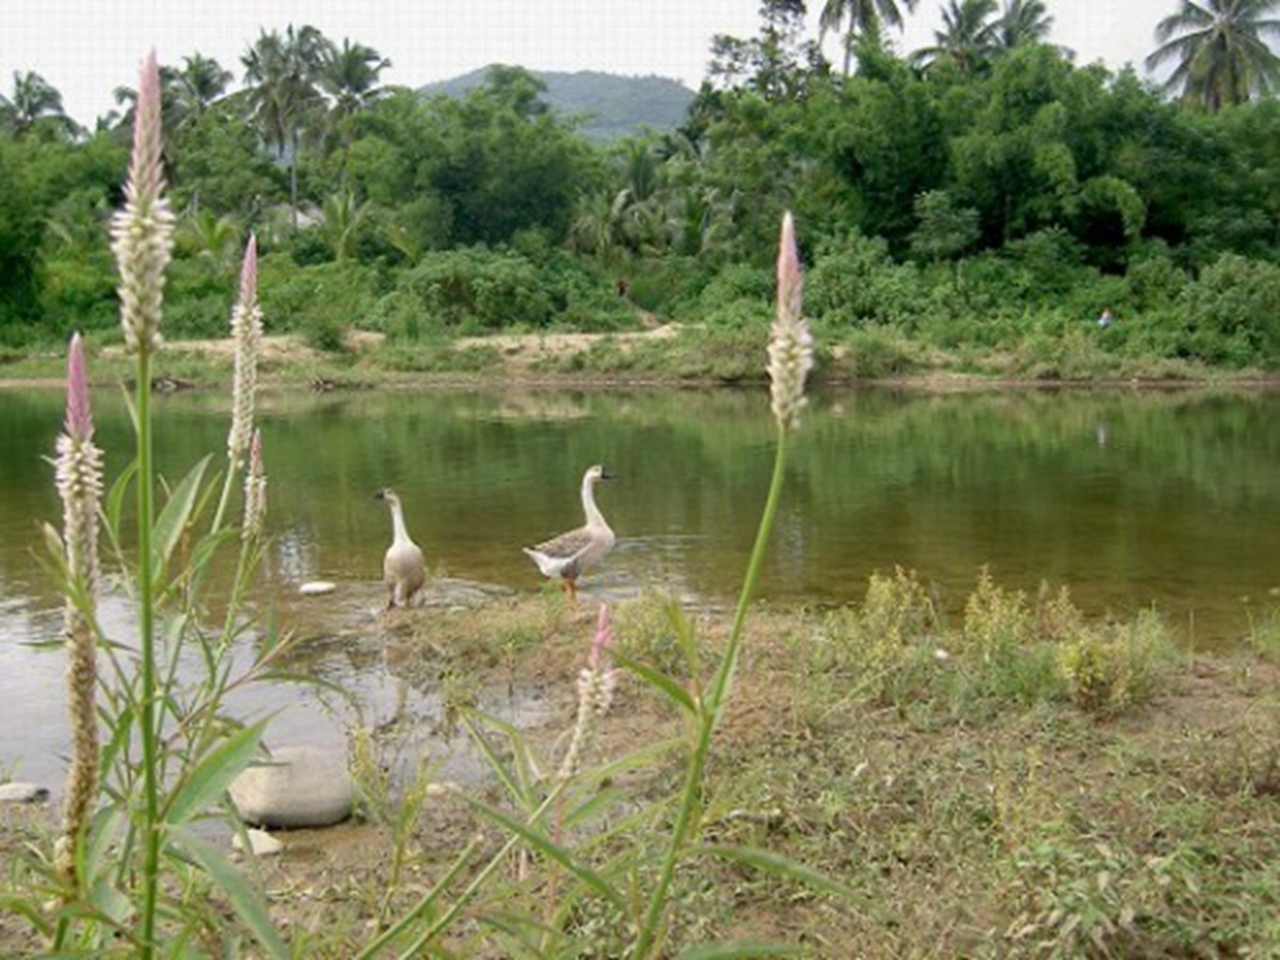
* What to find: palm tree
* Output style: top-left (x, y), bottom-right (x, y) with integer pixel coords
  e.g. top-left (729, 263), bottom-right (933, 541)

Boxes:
top-left (319, 190), bottom-right (370, 262)
top-left (243, 24), bottom-right (332, 230)
top-left (1146, 0), bottom-right (1280, 111)
top-left (174, 54), bottom-right (232, 119)
top-left (910, 0), bottom-right (999, 73)
top-left (992, 0), bottom-right (1056, 50)
top-left (0, 70), bottom-right (78, 138)
top-left (819, 0), bottom-right (921, 74)
top-left (319, 39), bottom-right (390, 152)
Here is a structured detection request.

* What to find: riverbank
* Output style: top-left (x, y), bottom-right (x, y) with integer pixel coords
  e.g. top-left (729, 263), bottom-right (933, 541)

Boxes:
top-left (2, 326), bottom-right (1276, 392)
top-left (3, 585), bottom-right (1277, 956)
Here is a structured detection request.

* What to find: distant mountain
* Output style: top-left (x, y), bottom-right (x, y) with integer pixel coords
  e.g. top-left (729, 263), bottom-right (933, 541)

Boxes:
top-left (419, 67), bottom-right (696, 142)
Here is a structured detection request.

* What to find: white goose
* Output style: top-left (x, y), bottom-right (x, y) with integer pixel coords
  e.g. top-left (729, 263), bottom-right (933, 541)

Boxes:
top-left (523, 464), bottom-right (615, 604)
top-left (375, 488), bottom-right (426, 610)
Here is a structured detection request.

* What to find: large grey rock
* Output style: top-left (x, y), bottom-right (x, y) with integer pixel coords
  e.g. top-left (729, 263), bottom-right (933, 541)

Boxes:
top-left (0, 782), bottom-right (49, 804)
top-left (229, 746), bottom-right (353, 829)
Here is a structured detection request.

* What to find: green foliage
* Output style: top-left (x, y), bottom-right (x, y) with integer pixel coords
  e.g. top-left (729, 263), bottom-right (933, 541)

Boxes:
top-left (1180, 254), bottom-right (1280, 367)
top-left (807, 230), bottom-right (930, 328)
top-left (1056, 610), bottom-right (1172, 714)
top-left (396, 248), bottom-right (552, 332)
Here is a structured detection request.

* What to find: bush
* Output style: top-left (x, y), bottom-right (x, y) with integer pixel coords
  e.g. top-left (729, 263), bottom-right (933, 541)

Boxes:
top-left (833, 324), bottom-right (927, 378)
top-left (397, 248), bottom-right (553, 331)
top-left (807, 231), bottom-right (930, 329)
top-left (1180, 254), bottom-right (1280, 367)
top-left (258, 256), bottom-right (380, 337)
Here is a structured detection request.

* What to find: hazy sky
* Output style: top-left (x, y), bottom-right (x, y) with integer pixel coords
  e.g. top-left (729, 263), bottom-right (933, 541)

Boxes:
top-left (3, 0), bottom-right (1179, 127)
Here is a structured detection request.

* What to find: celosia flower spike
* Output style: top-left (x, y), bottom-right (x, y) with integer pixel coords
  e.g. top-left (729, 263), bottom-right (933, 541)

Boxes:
top-left (64, 333), bottom-right (92, 440)
top-left (227, 235), bottom-right (263, 468)
top-left (558, 603), bottom-right (618, 781)
top-left (767, 211), bottom-right (814, 432)
top-left (53, 332), bottom-right (105, 887)
top-left (590, 602), bottom-right (613, 671)
top-left (242, 429), bottom-right (267, 542)
top-left (110, 50), bottom-right (174, 355)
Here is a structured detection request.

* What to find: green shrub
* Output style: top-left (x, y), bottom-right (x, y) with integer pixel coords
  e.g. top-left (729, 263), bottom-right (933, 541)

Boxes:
top-left (258, 255), bottom-right (379, 337)
top-left (808, 230), bottom-right (930, 329)
top-left (834, 324), bottom-right (927, 378)
top-left (398, 247), bottom-right (552, 331)
top-left (1180, 254), bottom-right (1280, 367)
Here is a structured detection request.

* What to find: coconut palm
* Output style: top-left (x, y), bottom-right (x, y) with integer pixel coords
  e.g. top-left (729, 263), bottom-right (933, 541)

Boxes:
top-left (319, 39), bottom-right (390, 153)
top-left (320, 190), bottom-right (370, 262)
top-left (174, 54), bottom-right (232, 119)
top-left (992, 0), bottom-right (1056, 50)
top-left (1146, 0), bottom-right (1280, 111)
top-left (0, 70), bottom-right (78, 138)
top-left (243, 24), bottom-right (332, 230)
top-left (320, 39), bottom-right (390, 116)
top-left (910, 0), bottom-right (999, 73)
top-left (819, 0), bottom-right (921, 74)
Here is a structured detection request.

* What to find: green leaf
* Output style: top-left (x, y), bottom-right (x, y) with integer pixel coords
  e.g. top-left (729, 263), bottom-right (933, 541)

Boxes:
top-left (164, 719), bottom-right (267, 825)
top-left (461, 795), bottom-right (624, 910)
top-left (170, 828), bottom-right (288, 959)
top-left (151, 455), bottom-right (211, 578)
top-left (668, 600), bottom-right (703, 678)
top-left (463, 712), bottom-right (538, 807)
top-left (678, 940), bottom-right (810, 959)
top-left (700, 845), bottom-right (860, 904)
top-left (105, 457), bottom-right (140, 536)
top-left (615, 650), bottom-right (698, 716)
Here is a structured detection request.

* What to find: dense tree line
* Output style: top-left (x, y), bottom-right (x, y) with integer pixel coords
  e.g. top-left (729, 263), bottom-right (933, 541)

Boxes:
top-left (0, 1), bottom-right (1276, 369)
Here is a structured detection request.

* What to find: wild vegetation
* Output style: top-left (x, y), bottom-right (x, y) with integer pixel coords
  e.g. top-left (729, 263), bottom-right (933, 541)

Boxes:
top-left (1, 0), bottom-right (1277, 380)
top-left (0, 12), bottom-right (1277, 956)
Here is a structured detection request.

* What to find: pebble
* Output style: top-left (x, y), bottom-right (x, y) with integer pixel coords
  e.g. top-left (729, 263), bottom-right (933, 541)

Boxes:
top-left (232, 827), bottom-right (284, 857)
top-left (0, 782), bottom-right (49, 804)
top-left (299, 581), bottom-right (337, 596)
top-left (229, 746), bottom-right (354, 829)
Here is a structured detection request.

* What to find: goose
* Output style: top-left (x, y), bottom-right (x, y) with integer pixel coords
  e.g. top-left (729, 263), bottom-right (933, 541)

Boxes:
top-left (523, 464), bottom-right (616, 604)
top-left (374, 489), bottom-right (426, 610)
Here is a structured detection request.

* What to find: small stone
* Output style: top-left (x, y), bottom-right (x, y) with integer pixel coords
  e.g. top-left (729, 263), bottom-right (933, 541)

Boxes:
top-left (229, 746), bottom-right (354, 829)
top-left (233, 828), bottom-right (284, 857)
top-left (299, 581), bottom-right (337, 596)
top-left (0, 782), bottom-right (49, 804)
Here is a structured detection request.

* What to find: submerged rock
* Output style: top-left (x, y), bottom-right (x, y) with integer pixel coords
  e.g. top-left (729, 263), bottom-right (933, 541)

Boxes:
top-left (229, 746), bottom-right (353, 828)
top-left (0, 782), bottom-right (49, 804)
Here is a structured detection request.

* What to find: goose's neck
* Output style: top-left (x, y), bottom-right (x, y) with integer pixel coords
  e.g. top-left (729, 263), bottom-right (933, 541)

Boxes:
top-left (389, 501), bottom-right (412, 546)
top-left (581, 477), bottom-right (609, 531)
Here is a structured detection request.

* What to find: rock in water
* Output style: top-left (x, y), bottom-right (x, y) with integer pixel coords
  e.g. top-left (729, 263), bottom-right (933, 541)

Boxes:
top-left (299, 581), bottom-right (337, 596)
top-left (229, 746), bottom-right (353, 828)
top-left (0, 782), bottom-right (49, 804)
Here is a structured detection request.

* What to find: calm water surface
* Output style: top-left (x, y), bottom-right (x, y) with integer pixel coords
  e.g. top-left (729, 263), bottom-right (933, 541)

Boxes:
top-left (2, 385), bottom-right (1277, 787)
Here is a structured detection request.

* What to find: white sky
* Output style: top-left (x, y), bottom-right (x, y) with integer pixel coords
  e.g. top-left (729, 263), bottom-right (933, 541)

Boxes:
top-left (2, 0), bottom-right (1177, 128)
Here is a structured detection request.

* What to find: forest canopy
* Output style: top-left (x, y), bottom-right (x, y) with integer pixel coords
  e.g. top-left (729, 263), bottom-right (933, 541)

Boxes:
top-left (1, 1), bottom-right (1277, 371)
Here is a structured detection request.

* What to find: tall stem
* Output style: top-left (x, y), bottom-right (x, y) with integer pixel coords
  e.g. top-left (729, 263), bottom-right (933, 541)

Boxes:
top-left (135, 347), bottom-right (160, 957)
top-left (634, 431), bottom-right (789, 958)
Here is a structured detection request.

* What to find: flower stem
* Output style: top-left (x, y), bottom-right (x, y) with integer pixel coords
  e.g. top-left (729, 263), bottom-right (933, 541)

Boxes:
top-left (134, 347), bottom-right (161, 957)
top-left (633, 428), bottom-right (789, 958)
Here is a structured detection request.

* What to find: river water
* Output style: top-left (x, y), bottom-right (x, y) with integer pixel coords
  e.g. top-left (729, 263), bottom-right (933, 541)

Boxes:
top-left (2, 384), bottom-right (1277, 789)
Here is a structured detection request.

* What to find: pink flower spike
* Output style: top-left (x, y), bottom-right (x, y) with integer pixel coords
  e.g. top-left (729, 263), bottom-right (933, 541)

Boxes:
top-left (590, 603), bottom-right (613, 670)
top-left (65, 333), bottom-right (93, 441)
top-left (239, 234), bottom-right (258, 305)
top-left (130, 51), bottom-right (164, 200)
top-left (777, 211), bottom-right (802, 326)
